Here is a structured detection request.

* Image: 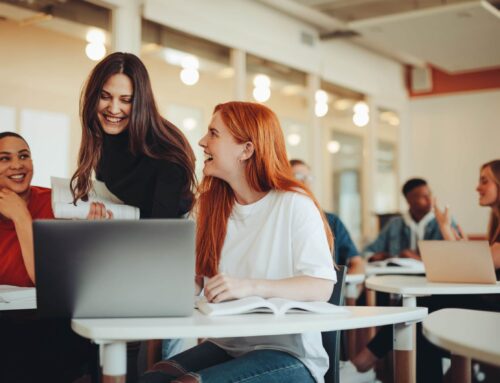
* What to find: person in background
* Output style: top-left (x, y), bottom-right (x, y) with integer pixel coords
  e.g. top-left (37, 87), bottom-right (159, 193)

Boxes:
top-left (71, 52), bottom-right (197, 372)
top-left (364, 177), bottom-right (459, 261)
top-left (290, 159), bottom-right (364, 275)
top-left (0, 131), bottom-right (96, 383)
top-left (142, 101), bottom-right (336, 383)
top-left (436, 159), bottom-right (500, 279)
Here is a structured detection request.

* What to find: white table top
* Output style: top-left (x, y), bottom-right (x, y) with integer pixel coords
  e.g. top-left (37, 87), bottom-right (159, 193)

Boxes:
top-left (71, 306), bottom-right (427, 342)
top-left (366, 275), bottom-right (500, 296)
top-left (0, 298), bottom-right (36, 311)
top-left (365, 265), bottom-right (424, 276)
top-left (423, 309), bottom-right (500, 367)
top-left (345, 273), bottom-right (365, 284)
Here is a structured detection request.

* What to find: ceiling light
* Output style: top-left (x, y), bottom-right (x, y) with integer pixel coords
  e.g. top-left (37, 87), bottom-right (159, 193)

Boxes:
top-left (180, 68), bottom-right (199, 86)
top-left (315, 90), bottom-right (328, 103)
top-left (315, 102), bottom-right (328, 117)
top-left (326, 140), bottom-right (341, 154)
top-left (253, 86), bottom-right (271, 102)
top-left (253, 74), bottom-right (271, 88)
top-left (353, 112), bottom-right (369, 127)
top-left (354, 101), bottom-right (369, 114)
top-left (85, 42), bottom-right (106, 61)
top-left (86, 29), bottom-right (105, 44)
top-left (287, 133), bottom-right (301, 146)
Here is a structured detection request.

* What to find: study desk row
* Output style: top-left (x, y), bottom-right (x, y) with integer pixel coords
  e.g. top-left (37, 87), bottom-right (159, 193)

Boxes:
top-left (2, 275), bottom-right (500, 383)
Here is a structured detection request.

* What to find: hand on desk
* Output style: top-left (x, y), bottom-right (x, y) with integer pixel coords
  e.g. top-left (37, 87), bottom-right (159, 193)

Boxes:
top-left (368, 252), bottom-right (391, 262)
top-left (204, 273), bottom-right (253, 303)
top-left (399, 249), bottom-right (421, 260)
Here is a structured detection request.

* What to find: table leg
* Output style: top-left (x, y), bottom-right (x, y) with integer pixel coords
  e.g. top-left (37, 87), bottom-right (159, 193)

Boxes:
top-left (395, 296), bottom-right (417, 383)
top-left (102, 341), bottom-right (127, 383)
top-left (394, 321), bottom-right (415, 383)
top-left (450, 354), bottom-right (471, 383)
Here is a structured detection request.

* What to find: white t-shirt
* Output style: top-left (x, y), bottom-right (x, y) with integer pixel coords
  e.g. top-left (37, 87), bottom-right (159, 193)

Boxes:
top-left (208, 190), bottom-right (336, 383)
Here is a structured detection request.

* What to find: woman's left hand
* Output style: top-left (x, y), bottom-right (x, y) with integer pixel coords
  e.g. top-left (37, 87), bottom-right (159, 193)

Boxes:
top-left (204, 273), bottom-right (254, 303)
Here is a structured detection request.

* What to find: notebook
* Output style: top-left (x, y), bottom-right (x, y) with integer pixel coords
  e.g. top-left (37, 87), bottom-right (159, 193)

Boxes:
top-left (419, 240), bottom-right (497, 284)
top-left (34, 219), bottom-right (195, 318)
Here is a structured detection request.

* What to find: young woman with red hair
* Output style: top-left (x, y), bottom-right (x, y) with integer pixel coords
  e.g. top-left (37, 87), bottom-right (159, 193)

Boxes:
top-left (142, 101), bottom-right (337, 383)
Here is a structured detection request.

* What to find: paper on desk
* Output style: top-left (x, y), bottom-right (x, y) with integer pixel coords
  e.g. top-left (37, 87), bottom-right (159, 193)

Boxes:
top-left (0, 285), bottom-right (36, 303)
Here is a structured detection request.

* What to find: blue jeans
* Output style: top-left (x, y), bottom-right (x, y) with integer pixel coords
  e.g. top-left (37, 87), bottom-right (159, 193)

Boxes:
top-left (162, 339), bottom-right (184, 359)
top-left (141, 341), bottom-right (315, 383)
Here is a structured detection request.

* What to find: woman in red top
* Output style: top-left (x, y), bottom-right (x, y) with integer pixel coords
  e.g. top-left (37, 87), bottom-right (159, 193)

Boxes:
top-left (0, 132), bottom-right (97, 382)
top-left (0, 132), bottom-right (54, 286)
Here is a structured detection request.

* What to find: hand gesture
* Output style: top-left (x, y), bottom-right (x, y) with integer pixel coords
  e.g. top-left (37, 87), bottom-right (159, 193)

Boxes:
top-left (433, 198), bottom-right (451, 227)
top-left (86, 202), bottom-right (114, 220)
top-left (204, 273), bottom-right (253, 303)
top-left (0, 188), bottom-right (30, 222)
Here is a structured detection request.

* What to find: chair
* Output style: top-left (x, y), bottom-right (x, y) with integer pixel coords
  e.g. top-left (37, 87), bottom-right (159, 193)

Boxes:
top-left (322, 265), bottom-right (347, 383)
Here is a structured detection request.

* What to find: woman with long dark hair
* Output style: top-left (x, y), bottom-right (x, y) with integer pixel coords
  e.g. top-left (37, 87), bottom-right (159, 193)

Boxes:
top-left (142, 102), bottom-right (336, 383)
top-left (71, 52), bottom-right (196, 219)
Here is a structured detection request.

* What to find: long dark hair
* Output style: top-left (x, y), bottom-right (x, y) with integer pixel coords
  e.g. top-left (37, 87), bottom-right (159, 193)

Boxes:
top-left (482, 160), bottom-right (500, 244)
top-left (71, 52), bottom-right (196, 210)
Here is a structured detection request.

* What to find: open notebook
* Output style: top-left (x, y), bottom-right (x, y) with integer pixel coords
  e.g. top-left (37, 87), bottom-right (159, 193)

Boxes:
top-left (196, 296), bottom-right (350, 317)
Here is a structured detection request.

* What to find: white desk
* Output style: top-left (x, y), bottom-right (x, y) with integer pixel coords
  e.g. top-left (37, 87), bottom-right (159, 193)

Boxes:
top-left (345, 273), bottom-right (365, 300)
top-left (423, 308), bottom-right (500, 383)
top-left (365, 265), bottom-right (424, 277)
top-left (365, 276), bottom-right (500, 382)
top-left (72, 306), bottom-right (427, 383)
top-left (365, 275), bottom-right (500, 307)
top-left (0, 298), bottom-right (36, 311)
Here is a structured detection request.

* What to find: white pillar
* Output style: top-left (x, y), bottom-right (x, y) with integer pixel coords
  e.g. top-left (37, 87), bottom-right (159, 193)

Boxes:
top-left (111, 0), bottom-right (142, 55)
top-left (362, 97), bottom-right (377, 241)
top-left (231, 49), bottom-right (246, 101)
top-left (307, 73), bottom-right (322, 203)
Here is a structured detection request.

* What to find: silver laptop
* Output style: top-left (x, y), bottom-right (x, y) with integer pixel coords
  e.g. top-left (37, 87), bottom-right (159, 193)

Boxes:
top-left (419, 240), bottom-right (497, 284)
top-left (34, 219), bottom-right (195, 318)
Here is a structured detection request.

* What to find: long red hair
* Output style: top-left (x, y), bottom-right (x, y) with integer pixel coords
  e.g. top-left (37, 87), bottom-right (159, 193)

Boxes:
top-left (196, 101), bottom-right (334, 277)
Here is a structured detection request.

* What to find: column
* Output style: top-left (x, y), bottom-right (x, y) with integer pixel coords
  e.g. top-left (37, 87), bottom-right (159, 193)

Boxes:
top-left (306, 73), bottom-right (322, 202)
top-left (111, 0), bottom-right (142, 55)
top-left (231, 49), bottom-right (246, 101)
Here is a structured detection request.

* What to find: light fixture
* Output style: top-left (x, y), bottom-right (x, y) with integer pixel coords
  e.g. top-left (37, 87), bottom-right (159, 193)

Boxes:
top-left (315, 103), bottom-right (328, 117)
top-left (85, 28), bottom-right (106, 61)
top-left (252, 74), bottom-right (271, 103)
top-left (314, 90), bottom-right (329, 118)
top-left (352, 101), bottom-right (369, 127)
top-left (353, 112), bottom-right (369, 127)
top-left (326, 140), bottom-right (341, 154)
top-left (182, 117), bottom-right (198, 131)
top-left (85, 42), bottom-right (106, 61)
top-left (252, 86), bottom-right (271, 103)
top-left (180, 68), bottom-right (199, 86)
top-left (287, 133), bottom-right (301, 146)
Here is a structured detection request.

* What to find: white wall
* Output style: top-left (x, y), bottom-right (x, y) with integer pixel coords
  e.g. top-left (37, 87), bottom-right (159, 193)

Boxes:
top-left (409, 90), bottom-right (500, 234)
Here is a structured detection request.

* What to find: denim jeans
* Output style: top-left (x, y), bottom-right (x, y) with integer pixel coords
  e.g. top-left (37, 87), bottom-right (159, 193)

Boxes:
top-left (141, 341), bottom-right (315, 383)
top-left (162, 338), bottom-right (184, 359)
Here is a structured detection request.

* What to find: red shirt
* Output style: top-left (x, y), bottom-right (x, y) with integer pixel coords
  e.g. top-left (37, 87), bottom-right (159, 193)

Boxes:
top-left (0, 186), bottom-right (54, 287)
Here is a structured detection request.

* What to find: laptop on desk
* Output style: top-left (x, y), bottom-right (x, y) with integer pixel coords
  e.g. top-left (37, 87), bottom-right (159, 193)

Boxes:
top-left (419, 240), bottom-right (497, 284)
top-left (34, 219), bottom-right (195, 318)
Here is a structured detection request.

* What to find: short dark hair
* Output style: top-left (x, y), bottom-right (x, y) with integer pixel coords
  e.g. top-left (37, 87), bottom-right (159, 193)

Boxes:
top-left (289, 159), bottom-right (307, 167)
top-left (0, 131), bottom-right (29, 147)
top-left (402, 178), bottom-right (427, 196)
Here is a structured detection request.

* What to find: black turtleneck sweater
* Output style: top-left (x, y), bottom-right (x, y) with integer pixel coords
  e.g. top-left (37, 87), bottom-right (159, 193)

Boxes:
top-left (96, 130), bottom-right (188, 218)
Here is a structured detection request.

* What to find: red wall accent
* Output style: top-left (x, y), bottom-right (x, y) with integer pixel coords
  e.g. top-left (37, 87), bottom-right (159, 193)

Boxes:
top-left (406, 65), bottom-right (500, 98)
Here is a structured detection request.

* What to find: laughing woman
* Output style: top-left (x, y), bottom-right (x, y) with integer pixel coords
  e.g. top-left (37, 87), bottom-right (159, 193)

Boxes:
top-left (71, 52), bottom-right (196, 219)
top-left (142, 101), bottom-right (336, 383)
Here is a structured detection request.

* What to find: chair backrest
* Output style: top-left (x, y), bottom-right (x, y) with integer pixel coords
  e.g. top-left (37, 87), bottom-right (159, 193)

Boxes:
top-left (322, 265), bottom-right (347, 383)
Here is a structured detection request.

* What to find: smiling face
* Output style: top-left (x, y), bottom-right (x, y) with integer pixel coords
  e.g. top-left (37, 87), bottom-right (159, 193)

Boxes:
top-left (405, 184), bottom-right (433, 218)
top-left (477, 166), bottom-right (499, 207)
top-left (198, 111), bottom-right (248, 184)
top-left (0, 136), bottom-right (33, 198)
top-left (97, 73), bottom-right (133, 135)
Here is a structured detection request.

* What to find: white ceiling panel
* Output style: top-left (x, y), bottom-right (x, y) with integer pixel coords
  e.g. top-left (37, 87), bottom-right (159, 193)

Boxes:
top-left (349, 1), bottom-right (500, 73)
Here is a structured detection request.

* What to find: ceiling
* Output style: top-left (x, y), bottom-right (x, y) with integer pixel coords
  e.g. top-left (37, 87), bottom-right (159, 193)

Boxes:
top-left (265, 0), bottom-right (500, 73)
